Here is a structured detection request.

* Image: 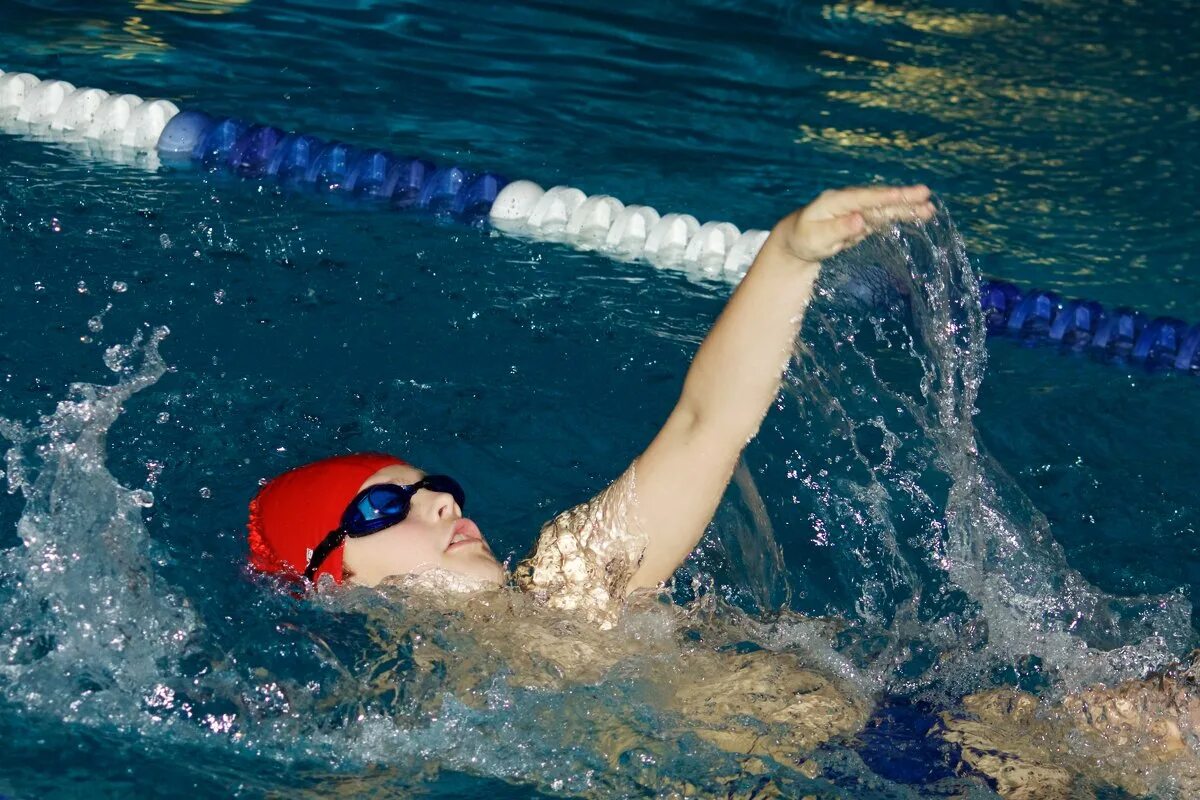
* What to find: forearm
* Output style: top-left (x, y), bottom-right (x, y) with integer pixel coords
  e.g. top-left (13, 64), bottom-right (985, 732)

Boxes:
top-left (626, 230), bottom-right (818, 588)
top-left (674, 226), bottom-right (820, 447)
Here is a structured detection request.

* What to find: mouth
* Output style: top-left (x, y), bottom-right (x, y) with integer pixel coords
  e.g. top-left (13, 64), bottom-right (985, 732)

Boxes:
top-left (445, 518), bottom-right (484, 552)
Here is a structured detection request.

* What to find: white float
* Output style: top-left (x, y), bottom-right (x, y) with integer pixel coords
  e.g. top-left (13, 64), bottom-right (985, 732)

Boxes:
top-left (723, 230), bottom-right (770, 277)
top-left (644, 213), bottom-right (700, 267)
top-left (121, 99), bottom-right (179, 150)
top-left (84, 93), bottom-right (144, 142)
top-left (0, 72), bottom-right (41, 112)
top-left (51, 88), bottom-right (109, 132)
top-left (526, 185), bottom-right (587, 231)
top-left (684, 221), bottom-right (741, 276)
top-left (490, 179), bottom-right (545, 224)
top-left (565, 194), bottom-right (623, 239)
top-left (604, 205), bottom-right (661, 252)
top-left (16, 79), bottom-right (75, 124)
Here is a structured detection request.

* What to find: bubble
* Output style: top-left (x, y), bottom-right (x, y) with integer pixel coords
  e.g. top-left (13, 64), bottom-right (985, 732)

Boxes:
top-left (111, 281), bottom-right (128, 293)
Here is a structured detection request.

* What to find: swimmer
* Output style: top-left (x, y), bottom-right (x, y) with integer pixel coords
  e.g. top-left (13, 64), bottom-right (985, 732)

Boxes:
top-left (245, 184), bottom-right (933, 790)
top-left (247, 184), bottom-right (935, 611)
top-left (246, 185), bottom-right (1200, 798)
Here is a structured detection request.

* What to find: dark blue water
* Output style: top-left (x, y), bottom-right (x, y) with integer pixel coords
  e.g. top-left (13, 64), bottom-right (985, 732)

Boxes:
top-left (1, 0), bottom-right (1198, 797)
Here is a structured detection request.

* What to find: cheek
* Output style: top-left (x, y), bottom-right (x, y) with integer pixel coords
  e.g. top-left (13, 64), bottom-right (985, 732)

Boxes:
top-left (351, 526), bottom-right (443, 576)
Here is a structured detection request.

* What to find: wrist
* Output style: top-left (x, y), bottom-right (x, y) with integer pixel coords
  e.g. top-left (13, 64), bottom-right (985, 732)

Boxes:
top-left (758, 228), bottom-right (822, 280)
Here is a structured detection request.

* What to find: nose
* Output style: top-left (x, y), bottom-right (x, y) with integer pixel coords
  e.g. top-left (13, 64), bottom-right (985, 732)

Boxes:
top-left (417, 488), bottom-right (460, 521)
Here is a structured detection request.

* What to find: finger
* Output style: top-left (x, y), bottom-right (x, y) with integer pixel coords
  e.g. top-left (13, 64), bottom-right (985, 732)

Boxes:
top-left (806, 212), bottom-right (865, 257)
top-left (815, 185), bottom-right (931, 218)
top-left (861, 199), bottom-right (937, 227)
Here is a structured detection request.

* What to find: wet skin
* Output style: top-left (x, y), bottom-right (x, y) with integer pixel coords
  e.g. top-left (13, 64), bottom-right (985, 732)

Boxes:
top-left (341, 464), bottom-right (507, 587)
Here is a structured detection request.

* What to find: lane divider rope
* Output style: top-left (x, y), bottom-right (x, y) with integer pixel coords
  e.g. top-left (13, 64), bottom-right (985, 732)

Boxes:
top-left (2, 69), bottom-right (1196, 375)
top-left (980, 281), bottom-right (1200, 373)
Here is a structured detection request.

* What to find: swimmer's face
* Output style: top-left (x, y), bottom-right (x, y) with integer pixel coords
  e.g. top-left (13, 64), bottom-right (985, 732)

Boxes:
top-left (341, 464), bottom-right (506, 588)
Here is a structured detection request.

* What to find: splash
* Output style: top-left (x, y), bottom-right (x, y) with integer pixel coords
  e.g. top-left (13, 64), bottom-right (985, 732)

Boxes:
top-left (0, 329), bottom-right (876, 797)
top-left (0, 327), bottom-right (198, 727)
top-left (0, 207), bottom-right (1190, 798)
top-left (785, 201), bottom-right (1193, 694)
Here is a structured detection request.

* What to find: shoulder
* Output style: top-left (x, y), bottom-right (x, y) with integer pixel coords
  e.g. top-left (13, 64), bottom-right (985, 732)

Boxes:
top-left (514, 466), bottom-right (646, 628)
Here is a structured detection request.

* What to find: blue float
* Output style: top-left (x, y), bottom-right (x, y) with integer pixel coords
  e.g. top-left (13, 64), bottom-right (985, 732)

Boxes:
top-left (1175, 325), bottom-right (1200, 373)
top-left (1005, 290), bottom-right (1061, 338)
top-left (193, 117), bottom-right (248, 164)
top-left (227, 124), bottom-right (285, 177)
top-left (1048, 299), bottom-right (1104, 346)
top-left (343, 150), bottom-right (394, 197)
top-left (1132, 317), bottom-right (1187, 367)
top-left (455, 172), bottom-right (508, 221)
top-left (157, 110), bottom-right (215, 158)
top-left (266, 133), bottom-right (324, 181)
top-left (1091, 308), bottom-right (1145, 358)
top-left (980, 281), bottom-right (1022, 333)
top-left (387, 157), bottom-right (436, 207)
top-left (305, 141), bottom-right (359, 190)
top-left (419, 166), bottom-right (469, 212)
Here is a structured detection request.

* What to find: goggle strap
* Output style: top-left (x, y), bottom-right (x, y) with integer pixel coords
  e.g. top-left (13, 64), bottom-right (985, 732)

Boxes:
top-left (304, 527), bottom-right (348, 581)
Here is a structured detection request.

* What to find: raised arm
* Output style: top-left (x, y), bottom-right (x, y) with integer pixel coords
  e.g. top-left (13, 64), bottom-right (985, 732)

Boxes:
top-left (624, 184), bottom-right (935, 591)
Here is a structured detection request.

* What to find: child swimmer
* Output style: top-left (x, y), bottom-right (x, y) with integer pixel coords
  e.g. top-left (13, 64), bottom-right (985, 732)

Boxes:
top-left (244, 184), bottom-right (932, 791)
top-left (247, 184), bottom-right (1200, 797)
top-left (248, 184), bottom-right (935, 608)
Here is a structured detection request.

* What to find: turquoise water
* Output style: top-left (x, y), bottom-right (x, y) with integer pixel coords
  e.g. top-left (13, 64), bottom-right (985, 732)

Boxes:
top-left (1, 0), bottom-right (1198, 797)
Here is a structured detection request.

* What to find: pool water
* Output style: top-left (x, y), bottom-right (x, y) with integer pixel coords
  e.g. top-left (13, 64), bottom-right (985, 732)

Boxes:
top-left (1, 0), bottom-right (1198, 797)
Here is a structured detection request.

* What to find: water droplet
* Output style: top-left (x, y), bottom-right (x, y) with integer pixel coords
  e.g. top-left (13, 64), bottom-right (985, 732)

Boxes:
top-left (87, 303), bottom-right (112, 334)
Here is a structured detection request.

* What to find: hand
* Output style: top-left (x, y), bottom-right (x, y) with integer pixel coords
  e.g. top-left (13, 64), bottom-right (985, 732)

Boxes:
top-left (772, 184), bottom-right (935, 265)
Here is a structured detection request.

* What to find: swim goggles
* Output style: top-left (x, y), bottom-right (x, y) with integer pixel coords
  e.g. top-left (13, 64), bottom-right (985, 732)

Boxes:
top-left (304, 475), bottom-right (466, 581)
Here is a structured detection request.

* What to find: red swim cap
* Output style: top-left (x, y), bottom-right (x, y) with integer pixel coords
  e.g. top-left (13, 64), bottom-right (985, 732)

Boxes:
top-left (247, 452), bottom-right (407, 585)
